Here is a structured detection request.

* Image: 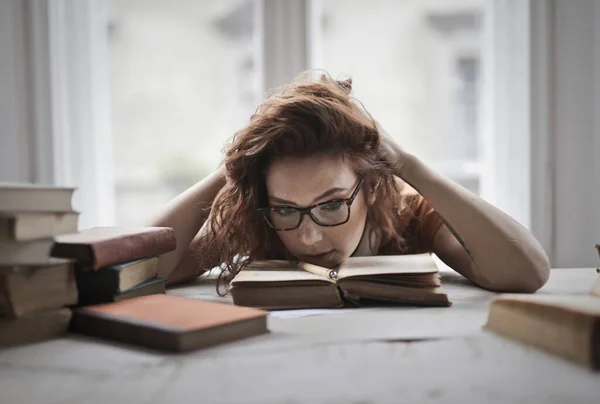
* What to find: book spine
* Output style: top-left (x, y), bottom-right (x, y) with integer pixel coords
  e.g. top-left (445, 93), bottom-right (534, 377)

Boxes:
top-left (0, 275), bottom-right (16, 317)
top-left (75, 268), bottom-right (119, 297)
top-left (70, 310), bottom-right (178, 351)
top-left (91, 229), bottom-right (176, 270)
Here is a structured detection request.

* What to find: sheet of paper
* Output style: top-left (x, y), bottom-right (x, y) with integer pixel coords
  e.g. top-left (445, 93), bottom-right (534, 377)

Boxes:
top-left (269, 308), bottom-right (379, 319)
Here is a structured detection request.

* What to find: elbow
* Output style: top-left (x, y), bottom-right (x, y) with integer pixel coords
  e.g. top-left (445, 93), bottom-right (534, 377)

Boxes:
top-left (475, 250), bottom-right (551, 294)
top-left (517, 259), bottom-right (550, 293)
top-left (519, 245), bottom-right (551, 293)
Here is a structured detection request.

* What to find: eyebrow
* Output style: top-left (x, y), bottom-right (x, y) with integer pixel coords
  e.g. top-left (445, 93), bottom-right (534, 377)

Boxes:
top-left (269, 187), bottom-right (349, 206)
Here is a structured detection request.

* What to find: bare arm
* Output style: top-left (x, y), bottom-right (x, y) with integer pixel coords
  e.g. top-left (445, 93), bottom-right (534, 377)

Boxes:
top-left (143, 167), bottom-right (226, 280)
top-left (400, 153), bottom-right (550, 292)
top-left (367, 108), bottom-right (551, 292)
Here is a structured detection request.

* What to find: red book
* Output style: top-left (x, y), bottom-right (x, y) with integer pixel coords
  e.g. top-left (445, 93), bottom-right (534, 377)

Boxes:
top-left (70, 294), bottom-right (268, 352)
top-left (51, 227), bottom-right (176, 270)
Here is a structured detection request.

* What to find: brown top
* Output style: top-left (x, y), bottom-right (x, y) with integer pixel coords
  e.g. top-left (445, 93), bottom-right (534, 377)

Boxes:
top-left (378, 190), bottom-right (444, 255)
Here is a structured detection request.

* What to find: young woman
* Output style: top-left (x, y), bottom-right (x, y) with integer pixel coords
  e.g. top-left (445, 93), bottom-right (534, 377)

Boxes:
top-left (146, 74), bottom-right (550, 293)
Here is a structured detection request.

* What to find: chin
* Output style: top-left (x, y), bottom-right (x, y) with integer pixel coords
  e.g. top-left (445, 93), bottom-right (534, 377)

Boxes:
top-left (298, 251), bottom-right (342, 268)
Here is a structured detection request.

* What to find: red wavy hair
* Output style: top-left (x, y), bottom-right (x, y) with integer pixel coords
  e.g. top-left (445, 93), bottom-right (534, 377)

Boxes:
top-left (194, 73), bottom-right (407, 281)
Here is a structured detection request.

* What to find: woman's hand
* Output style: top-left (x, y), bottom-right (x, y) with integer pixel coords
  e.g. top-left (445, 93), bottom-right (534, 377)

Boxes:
top-left (351, 101), bottom-right (416, 178)
top-left (376, 123), bottom-right (416, 178)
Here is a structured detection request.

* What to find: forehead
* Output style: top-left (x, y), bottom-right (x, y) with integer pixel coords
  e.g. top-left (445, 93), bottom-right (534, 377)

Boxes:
top-left (265, 154), bottom-right (358, 203)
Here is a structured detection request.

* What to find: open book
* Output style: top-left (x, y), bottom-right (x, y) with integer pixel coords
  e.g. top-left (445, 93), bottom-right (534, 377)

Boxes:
top-left (230, 253), bottom-right (451, 309)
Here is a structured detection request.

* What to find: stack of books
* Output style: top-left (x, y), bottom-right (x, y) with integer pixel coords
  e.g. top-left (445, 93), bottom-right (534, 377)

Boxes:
top-left (52, 228), bottom-right (269, 353)
top-left (0, 183), bottom-right (79, 347)
top-left (51, 226), bottom-right (178, 305)
top-left (0, 184), bottom-right (267, 353)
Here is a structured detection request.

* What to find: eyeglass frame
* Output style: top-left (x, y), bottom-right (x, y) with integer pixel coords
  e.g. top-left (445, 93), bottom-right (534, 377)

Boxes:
top-left (258, 177), bottom-right (365, 231)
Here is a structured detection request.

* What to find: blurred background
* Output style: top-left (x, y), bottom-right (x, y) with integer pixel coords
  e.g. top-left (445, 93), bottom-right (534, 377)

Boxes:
top-left (1, 0), bottom-right (599, 267)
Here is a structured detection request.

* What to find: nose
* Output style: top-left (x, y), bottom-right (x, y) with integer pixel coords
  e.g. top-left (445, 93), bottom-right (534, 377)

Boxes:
top-left (297, 216), bottom-right (323, 246)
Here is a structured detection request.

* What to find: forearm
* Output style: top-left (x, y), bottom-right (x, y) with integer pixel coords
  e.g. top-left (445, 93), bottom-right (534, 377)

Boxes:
top-left (400, 155), bottom-right (550, 291)
top-left (144, 167), bottom-right (226, 278)
top-left (165, 247), bottom-right (202, 287)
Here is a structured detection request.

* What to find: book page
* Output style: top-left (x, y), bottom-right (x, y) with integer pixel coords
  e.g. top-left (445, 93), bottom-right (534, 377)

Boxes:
top-left (337, 254), bottom-right (439, 279)
top-left (231, 269), bottom-right (331, 284)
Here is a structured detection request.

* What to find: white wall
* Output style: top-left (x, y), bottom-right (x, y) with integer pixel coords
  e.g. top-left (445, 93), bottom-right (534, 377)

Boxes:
top-left (484, 0), bottom-right (600, 268)
top-left (552, 0), bottom-right (600, 267)
top-left (0, 0), bottom-right (33, 183)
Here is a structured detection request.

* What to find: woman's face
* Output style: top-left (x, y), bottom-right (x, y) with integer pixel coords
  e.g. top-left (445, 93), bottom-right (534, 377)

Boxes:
top-left (264, 154), bottom-right (368, 268)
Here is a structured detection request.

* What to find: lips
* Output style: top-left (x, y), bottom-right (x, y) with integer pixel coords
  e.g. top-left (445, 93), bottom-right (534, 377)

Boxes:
top-left (304, 250), bottom-right (334, 259)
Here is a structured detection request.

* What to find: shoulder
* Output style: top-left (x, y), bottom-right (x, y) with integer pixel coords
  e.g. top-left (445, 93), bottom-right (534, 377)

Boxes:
top-left (379, 181), bottom-right (444, 254)
top-left (396, 182), bottom-right (428, 228)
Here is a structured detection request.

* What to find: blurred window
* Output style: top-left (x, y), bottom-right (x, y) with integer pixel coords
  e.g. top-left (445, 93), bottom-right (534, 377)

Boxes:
top-left (107, 0), bottom-right (257, 225)
top-left (312, 0), bottom-right (483, 193)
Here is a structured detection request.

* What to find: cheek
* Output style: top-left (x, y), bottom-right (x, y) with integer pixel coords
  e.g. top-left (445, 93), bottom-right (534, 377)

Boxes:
top-left (339, 202), bottom-right (368, 248)
top-left (324, 201), bottom-right (368, 255)
top-left (276, 231), bottom-right (298, 250)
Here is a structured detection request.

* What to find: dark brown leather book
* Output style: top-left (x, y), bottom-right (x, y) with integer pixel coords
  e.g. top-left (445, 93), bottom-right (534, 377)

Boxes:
top-left (70, 294), bottom-right (268, 352)
top-left (0, 308), bottom-right (71, 348)
top-left (75, 257), bottom-right (158, 295)
top-left (230, 254), bottom-right (450, 310)
top-left (486, 294), bottom-right (600, 369)
top-left (51, 227), bottom-right (176, 270)
top-left (0, 260), bottom-right (77, 318)
top-left (77, 277), bottom-right (166, 306)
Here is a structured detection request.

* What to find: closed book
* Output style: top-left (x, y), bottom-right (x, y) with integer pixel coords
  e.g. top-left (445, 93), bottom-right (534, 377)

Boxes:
top-left (51, 227), bottom-right (176, 270)
top-left (0, 183), bottom-right (74, 212)
top-left (0, 260), bottom-right (77, 317)
top-left (0, 211), bottom-right (79, 241)
top-left (593, 244), bottom-right (600, 297)
top-left (0, 239), bottom-right (55, 266)
top-left (485, 294), bottom-right (600, 369)
top-left (71, 294), bottom-right (268, 352)
top-left (230, 254), bottom-right (450, 310)
top-left (77, 277), bottom-right (166, 306)
top-left (592, 273), bottom-right (600, 297)
top-left (0, 308), bottom-right (72, 348)
top-left (76, 257), bottom-right (158, 296)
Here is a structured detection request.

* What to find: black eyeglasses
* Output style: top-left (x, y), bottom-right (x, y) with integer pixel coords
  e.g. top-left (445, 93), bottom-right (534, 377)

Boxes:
top-left (259, 177), bottom-right (364, 231)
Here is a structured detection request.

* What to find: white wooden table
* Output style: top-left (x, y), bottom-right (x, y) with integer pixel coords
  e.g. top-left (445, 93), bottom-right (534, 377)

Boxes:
top-left (1, 268), bottom-right (599, 404)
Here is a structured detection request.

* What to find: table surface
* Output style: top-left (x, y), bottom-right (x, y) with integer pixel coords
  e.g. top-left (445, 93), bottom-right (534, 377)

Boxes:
top-left (1, 268), bottom-right (599, 404)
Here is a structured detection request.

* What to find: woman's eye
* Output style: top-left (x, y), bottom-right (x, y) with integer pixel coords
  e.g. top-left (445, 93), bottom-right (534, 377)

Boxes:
top-left (272, 207), bottom-right (296, 216)
top-left (321, 201), bottom-right (344, 211)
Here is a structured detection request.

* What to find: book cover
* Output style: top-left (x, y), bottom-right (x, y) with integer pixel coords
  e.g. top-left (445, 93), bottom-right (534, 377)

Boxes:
top-left (51, 227), bottom-right (176, 270)
top-left (77, 277), bottom-right (166, 306)
top-left (75, 257), bottom-right (158, 295)
top-left (71, 294), bottom-right (268, 352)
